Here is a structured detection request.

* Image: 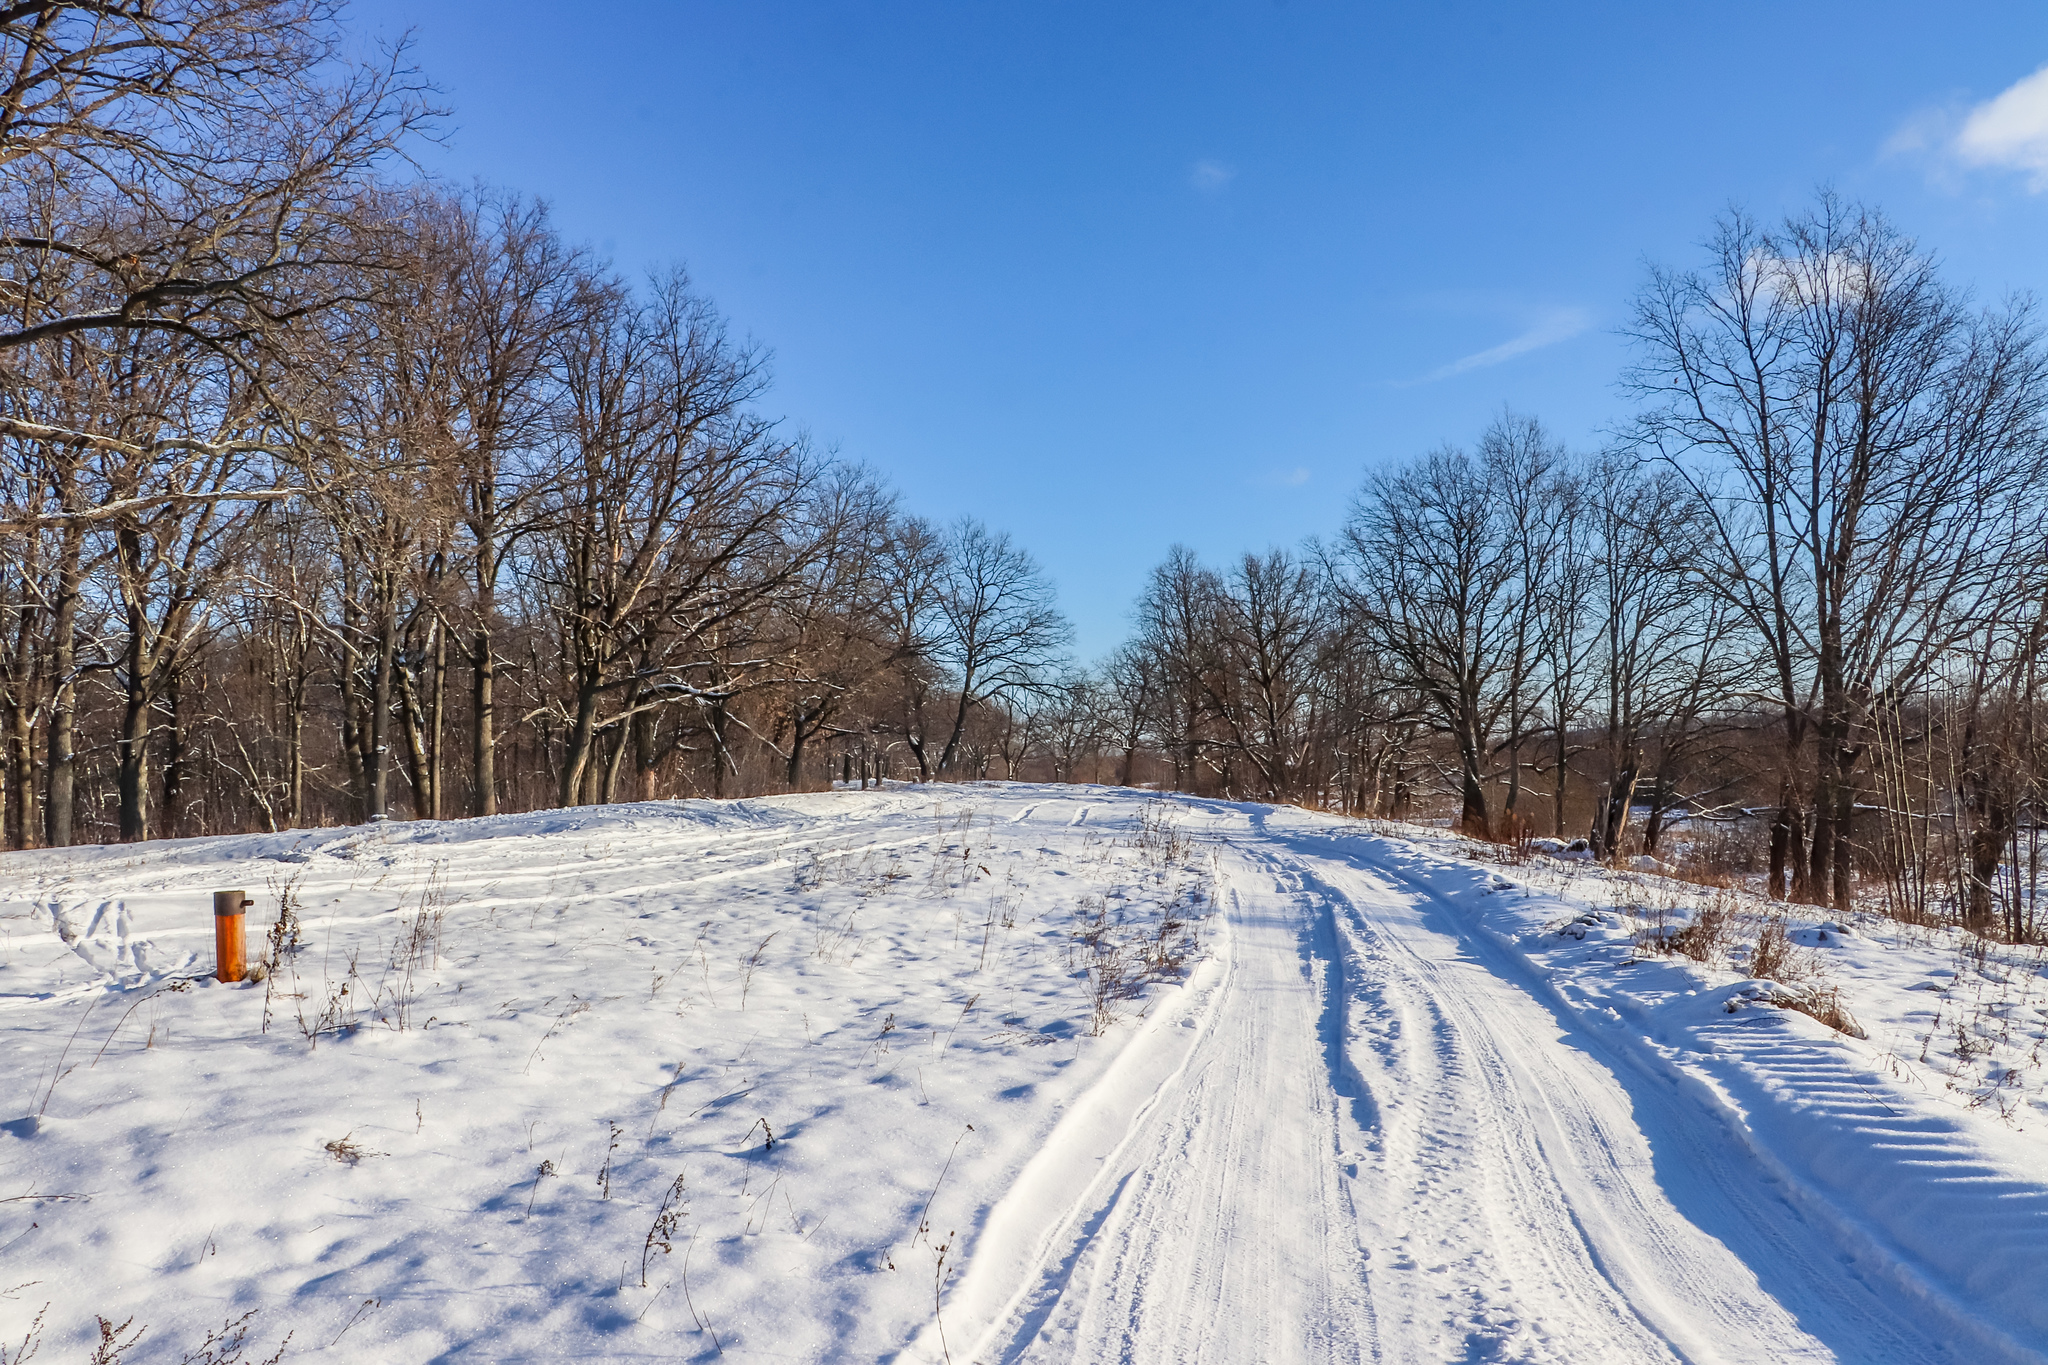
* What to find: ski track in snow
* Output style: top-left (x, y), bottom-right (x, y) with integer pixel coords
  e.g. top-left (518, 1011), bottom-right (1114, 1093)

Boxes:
top-left (5, 787), bottom-right (2047, 1363)
top-left (920, 799), bottom-right (2045, 1365)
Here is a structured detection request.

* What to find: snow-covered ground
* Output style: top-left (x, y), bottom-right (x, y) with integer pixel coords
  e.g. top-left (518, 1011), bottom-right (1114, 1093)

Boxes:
top-left (4, 785), bottom-right (2046, 1363)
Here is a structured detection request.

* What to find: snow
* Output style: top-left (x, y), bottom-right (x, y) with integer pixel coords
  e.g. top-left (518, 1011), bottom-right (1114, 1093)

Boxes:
top-left (5, 786), bottom-right (2048, 1363)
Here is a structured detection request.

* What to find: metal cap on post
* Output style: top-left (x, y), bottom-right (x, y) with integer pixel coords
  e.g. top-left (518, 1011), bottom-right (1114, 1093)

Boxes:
top-left (214, 889), bottom-right (250, 983)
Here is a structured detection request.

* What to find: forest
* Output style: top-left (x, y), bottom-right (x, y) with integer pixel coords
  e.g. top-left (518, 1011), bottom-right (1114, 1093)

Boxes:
top-left (2, 2), bottom-right (2044, 940)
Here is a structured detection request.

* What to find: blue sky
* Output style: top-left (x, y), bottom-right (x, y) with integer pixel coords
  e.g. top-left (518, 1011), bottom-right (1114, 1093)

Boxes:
top-left (352, 2), bottom-right (2048, 657)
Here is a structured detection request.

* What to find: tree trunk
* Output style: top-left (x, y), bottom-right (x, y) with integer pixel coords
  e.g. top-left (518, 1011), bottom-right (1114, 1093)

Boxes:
top-left (1777, 705), bottom-right (1810, 903)
top-left (938, 690), bottom-right (973, 776)
top-left (1964, 784), bottom-right (2009, 936)
top-left (5, 696), bottom-right (32, 850)
top-left (632, 699), bottom-right (657, 801)
top-left (117, 661), bottom-right (150, 842)
top-left (600, 721), bottom-right (629, 804)
top-left (1643, 778), bottom-right (1671, 854)
top-left (285, 678), bottom-right (304, 829)
top-left (429, 620), bottom-right (446, 819)
top-left (1830, 766), bottom-right (1855, 914)
top-left (1553, 720), bottom-right (1569, 838)
top-left (472, 626), bottom-right (497, 817)
top-left (560, 674), bottom-right (602, 807)
top-left (1456, 729), bottom-right (1489, 837)
top-left (45, 566), bottom-right (79, 848)
top-left (337, 643), bottom-right (367, 822)
top-left (710, 703), bottom-right (730, 799)
top-left (1595, 755), bottom-right (1639, 858)
top-left (367, 594), bottom-right (396, 821)
top-left (399, 668), bottom-right (432, 820)
top-left (787, 706), bottom-right (807, 792)
top-left (1807, 761), bottom-right (1836, 907)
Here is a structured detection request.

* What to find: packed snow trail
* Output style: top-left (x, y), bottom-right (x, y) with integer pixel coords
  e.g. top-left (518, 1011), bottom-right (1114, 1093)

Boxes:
top-left (930, 802), bottom-right (2030, 1365)
top-left (938, 812), bottom-right (1377, 1364)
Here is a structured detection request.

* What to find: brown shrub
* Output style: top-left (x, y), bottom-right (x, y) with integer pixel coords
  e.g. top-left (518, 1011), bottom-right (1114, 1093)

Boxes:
top-left (1671, 864), bottom-right (1735, 891)
top-left (1478, 811), bottom-right (1537, 865)
top-left (1748, 916), bottom-right (1800, 982)
top-left (1772, 984), bottom-right (1868, 1039)
top-left (1665, 896), bottom-right (1735, 963)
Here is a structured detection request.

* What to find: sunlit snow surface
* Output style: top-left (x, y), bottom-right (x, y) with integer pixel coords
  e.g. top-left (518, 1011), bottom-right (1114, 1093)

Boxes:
top-left (3, 786), bottom-right (2046, 1363)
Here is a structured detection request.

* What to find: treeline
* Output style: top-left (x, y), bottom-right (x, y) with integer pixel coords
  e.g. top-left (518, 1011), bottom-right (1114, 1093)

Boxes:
top-left (1072, 196), bottom-right (2048, 936)
top-left (0, 2), bottom-right (1078, 848)
top-left (2, 7), bottom-right (2044, 939)
top-left (0, 176), bottom-right (1080, 840)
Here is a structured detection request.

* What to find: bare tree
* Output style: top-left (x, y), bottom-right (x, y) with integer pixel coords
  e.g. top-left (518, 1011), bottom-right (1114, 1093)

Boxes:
top-left (1481, 413), bottom-right (1569, 825)
top-left (540, 271), bottom-right (808, 807)
top-left (1629, 193), bottom-right (2048, 907)
top-left (1202, 549), bottom-right (1325, 802)
top-left (766, 468), bottom-right (910, 793)
top-left (929, 517), bottom-right (1070, 776)
top-left (1101, 642), bottom-right (1160, 787)
top-left (1582, 454), bottom-right (1738, 855)
top-left (1136, 546), bottom-right (1224, 794)
top-left (872, 515), bottom-right (947, 780)
top-left (438, 190), bottom-right (592, 816)
top-left (0, 336), bottom-right (108, 845)
top-left (0, 1), bottom-right (432, 355)
top-left (1337, 430), bottom-right (1528, 834)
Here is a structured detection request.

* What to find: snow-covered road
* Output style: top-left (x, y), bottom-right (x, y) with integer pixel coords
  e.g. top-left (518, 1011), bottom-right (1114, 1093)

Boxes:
top-left (7, 786), bottom-right (2046, 1363)
top-left (940, 803), bottom-right (2032, 1365)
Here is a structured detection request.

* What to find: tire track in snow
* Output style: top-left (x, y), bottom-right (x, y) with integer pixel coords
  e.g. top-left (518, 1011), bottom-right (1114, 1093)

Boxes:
top-left (1268, 842), bottom-right (1687, 1364)
top-left (935, 801), bottom-right (2028, 1364)
top-left (934, 833), bottom-right (1375, 1365)
top-left (1296, 821), bottom-right (2025, 1364)
top-left (5, 796), bottom-right (955, 1007)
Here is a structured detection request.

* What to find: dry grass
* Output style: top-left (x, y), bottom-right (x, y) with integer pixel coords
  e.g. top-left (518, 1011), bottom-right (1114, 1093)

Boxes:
top-left (1669, 820), bottom-right (1761, 885)
top-left (86, 1315), bottom-right (143, 1365)
top-left (1641, 893), bottom-right (1737, 963)
top-left (1670, 864), bottom-right (1737, 891)
top-left (1126, 800), bottom-right (1193, 867)
top-left (1485, 812), bottom-right (1538, 865)
top-left (1772, 984), bottom-right (1868, 1039)
top-left (1, 1305), bottom-right (44, 1365)
top-left (322, 1132), bottom-right (381, 1165)
top-left (176, 1310), bottom-right (291, 1365)
top-left (640, 1171), bottom-right (689, 1288)
top-left (375, 866), bottom-right (448, 1031)
top-left (2, 1307), bottom-right (288, 1365)
top-left (1617, 872), bottom-right (1866, 1038)
top-left (1749, 916), bottom-right (1800, 981)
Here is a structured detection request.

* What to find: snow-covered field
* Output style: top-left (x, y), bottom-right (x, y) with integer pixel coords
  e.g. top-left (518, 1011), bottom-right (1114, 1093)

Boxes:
top-left (4, 785), bottom-right (2047, 1363)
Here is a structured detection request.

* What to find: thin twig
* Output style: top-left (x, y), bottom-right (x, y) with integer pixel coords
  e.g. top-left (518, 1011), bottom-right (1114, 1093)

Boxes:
top-left (680, 1230), bottom-right (722, 1355)
top-left (37, 994), bottom-right (102, 1116)
top-left (912, 1125), bottom-right (975, 1248)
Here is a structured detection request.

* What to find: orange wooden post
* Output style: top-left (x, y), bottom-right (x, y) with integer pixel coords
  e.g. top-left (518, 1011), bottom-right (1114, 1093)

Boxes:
top-left (214, 889), bottom-right (250, 983)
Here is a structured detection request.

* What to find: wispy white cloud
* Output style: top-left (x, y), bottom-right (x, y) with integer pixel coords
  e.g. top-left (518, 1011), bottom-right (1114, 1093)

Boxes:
top-left (1403, 307), bottom-right (1592, 386)
top-left (1955, 63), bottom-right (2048, 185)
top-left (1190, 159), bottom-right (1236, 193)
top-left (1888, 63), bottom-right (2048, 190)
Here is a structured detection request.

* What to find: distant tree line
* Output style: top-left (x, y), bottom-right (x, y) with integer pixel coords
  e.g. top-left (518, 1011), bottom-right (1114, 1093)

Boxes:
top-left (1, 7), bottom-right (2043, 938)
top-left (1088, 195), bottom-right (2048, 936)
